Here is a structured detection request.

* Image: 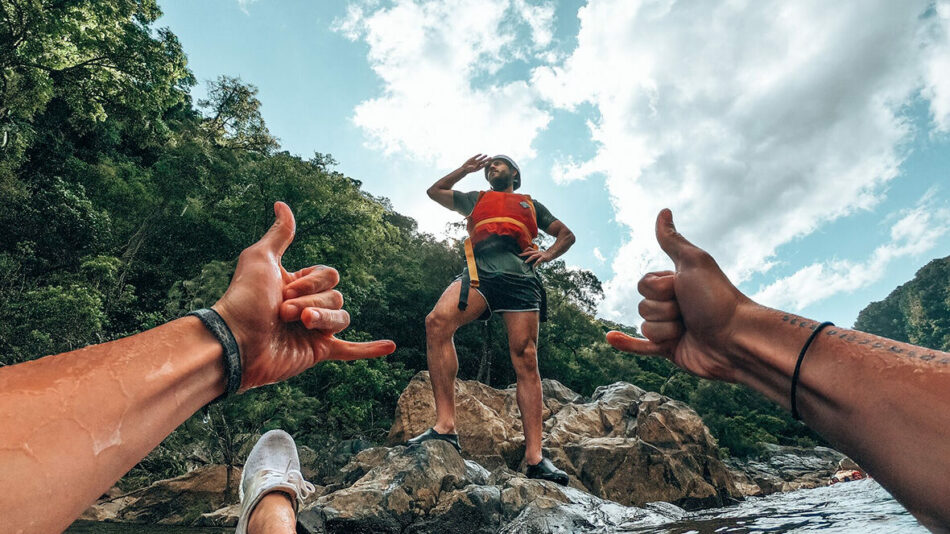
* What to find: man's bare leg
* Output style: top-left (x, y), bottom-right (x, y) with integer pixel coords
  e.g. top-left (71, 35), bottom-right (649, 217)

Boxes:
top-left (503, 311), bottom-right (543, 464)
top-left (424, 280), bottom-right (488, 434)
top-left (247, 492), bottom-right (296, 534)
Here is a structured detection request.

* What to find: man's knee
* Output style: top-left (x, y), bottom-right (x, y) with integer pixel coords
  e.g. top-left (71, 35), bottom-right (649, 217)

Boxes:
top-left (511, 342), bottom-right (539, 375)
top-left (426, 311), bottom-right (455, 338)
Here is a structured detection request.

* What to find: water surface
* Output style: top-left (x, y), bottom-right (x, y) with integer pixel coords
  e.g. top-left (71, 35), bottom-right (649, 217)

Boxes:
top-left (629, 479), bottom-right (926, 533)
top-left (67, 478), bottom-right (926, 533)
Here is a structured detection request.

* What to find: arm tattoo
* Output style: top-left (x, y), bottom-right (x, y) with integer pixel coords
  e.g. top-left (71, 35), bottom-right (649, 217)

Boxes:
top-left (781, 314), bottom-right (948, 366)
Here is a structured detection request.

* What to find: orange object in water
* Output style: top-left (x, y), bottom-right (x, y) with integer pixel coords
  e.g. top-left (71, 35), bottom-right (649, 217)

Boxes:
top-left (466, 191), bottom-right (539, 252)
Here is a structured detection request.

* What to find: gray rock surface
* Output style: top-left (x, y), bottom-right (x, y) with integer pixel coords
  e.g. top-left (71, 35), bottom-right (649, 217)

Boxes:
top-left (725, 444), bottom-right (848, 494)
top-left (298, 440), bottom-right (685, 534)
top-left (388, 372), bottom-right (741, 509)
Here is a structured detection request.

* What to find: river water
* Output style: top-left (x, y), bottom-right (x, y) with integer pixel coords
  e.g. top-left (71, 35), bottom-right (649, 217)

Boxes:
top-left (628, 479), bottom-right (927, 533)
top-left (67, 478), bottom-right (927, 533)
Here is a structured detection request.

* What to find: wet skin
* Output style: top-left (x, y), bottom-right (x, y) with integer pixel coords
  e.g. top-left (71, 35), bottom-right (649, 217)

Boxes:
top-left (608, 209), bottom-right (950, 531)
top-left (0, 202), bottom-right (395, 534)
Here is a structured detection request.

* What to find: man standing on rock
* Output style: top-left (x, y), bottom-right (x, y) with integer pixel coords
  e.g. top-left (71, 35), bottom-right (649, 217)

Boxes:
top-left (408, 154), bottom-right (575, 485)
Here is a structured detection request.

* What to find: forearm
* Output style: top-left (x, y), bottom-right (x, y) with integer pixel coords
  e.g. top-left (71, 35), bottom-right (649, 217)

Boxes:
top-left (427, 167), bottom-right (466, 196)
top-left (544, 230), bottom-right (575, 260)
top-left (0, 316), bottom-right (225, 533)
top-left (730, 303), bottom-right (950, 528)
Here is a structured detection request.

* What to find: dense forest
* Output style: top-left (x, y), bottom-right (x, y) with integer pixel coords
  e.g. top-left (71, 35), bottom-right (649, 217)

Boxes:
top-left (9, 0), bottom-right (915, 490)
top-left (854, 256), bottom-right (949, 352)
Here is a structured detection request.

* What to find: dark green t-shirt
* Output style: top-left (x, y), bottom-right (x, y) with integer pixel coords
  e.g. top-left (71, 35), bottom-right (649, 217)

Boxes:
top-left (452, 190), bottom-right (558, 278)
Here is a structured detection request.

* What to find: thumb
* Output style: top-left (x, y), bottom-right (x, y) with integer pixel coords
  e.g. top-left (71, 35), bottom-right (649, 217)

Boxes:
top-left (258, 201), bottom-right (296, 257)
top-left (655, 209), bottom-right (697, 266)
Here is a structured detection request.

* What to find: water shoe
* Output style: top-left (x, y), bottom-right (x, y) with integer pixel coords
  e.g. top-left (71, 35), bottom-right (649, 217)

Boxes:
top-left (406, 427), bottom-right (462, 454)
top-left (526, 457), bottom-right (569, 485)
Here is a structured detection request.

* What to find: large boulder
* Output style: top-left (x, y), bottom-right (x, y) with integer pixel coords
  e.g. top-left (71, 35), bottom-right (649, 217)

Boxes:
top-left (388, 372), bottom-right (529, 468)
top-left (387, 372), bottom-right (740, 509)
top-left (116, 464), bottom-right (241, 524)
top-left (195, 503), bottom-right (241, 527)
top-left (725, 444), bottom-right (847, 495)
top-left (79, 489), bottom-right (136, 522)
top-left (298, 440), bottom-right (684, 534)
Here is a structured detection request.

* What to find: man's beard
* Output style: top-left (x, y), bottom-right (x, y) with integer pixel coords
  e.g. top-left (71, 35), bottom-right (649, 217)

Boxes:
top-left (489, 174), bottom-right (512, 191)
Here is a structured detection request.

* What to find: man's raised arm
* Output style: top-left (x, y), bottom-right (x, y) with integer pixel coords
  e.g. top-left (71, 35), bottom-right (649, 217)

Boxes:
top-left (426, 154), bottom-right (492, 210)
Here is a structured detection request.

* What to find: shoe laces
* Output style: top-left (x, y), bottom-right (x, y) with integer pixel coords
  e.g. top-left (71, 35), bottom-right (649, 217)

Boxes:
top-left (250, 459), bottom-right (316, 505)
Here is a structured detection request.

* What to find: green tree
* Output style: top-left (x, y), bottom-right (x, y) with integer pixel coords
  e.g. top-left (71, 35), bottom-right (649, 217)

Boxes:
top-left (855, 256), bottom-right (949, 351)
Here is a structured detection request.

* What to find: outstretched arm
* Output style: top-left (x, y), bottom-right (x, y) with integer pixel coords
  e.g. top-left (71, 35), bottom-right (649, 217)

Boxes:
top-left (0, 202), bottom-right (396, 534)
top-left (607, 209), bottom-right (950, 530)
top-left (426, 154), bottom-right (491, 209)
top-left (520, 219), bottom-right (576, 265)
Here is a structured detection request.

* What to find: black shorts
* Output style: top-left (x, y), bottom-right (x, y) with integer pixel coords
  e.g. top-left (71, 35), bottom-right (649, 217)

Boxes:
top-left (457, 271), bottom-right (544, 321)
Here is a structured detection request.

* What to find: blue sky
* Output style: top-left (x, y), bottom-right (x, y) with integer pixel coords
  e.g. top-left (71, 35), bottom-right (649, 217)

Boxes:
top-left (157, 0), bottom-right (950, 328)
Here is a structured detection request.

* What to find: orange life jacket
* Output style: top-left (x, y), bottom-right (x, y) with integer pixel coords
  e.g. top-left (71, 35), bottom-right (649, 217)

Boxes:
top-left (466, 191), bottom-right (538, 251)
top-left (461, 191), bottom-right (538, 291)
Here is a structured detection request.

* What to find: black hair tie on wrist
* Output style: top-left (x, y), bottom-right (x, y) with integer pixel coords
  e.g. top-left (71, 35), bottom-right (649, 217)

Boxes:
top-left (187, 308), bottom-right (242, 401)
top-left (790, 321), bottom-right (834, 420)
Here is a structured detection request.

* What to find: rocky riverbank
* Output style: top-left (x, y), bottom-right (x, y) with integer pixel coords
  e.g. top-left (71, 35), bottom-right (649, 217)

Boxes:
top-left (80, 375), bottom-right (857, 531)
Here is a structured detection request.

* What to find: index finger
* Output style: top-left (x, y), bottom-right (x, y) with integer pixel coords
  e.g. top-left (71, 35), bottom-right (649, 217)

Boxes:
top-left (284, 266), bottom-right (340, 299)
top-left (638, 272), bottom-right (676, 301)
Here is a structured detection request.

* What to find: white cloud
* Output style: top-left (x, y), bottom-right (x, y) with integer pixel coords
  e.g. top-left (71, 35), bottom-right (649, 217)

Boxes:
top-left (513, 0), bottom-right (556, 50)
top-left (334, 0), bottom-right (556, 169)
top-left (922, 0), bottom-right (950, 132)
top-left (751, 194), bottom-right (950, 310)
top-left (527, 0), bottom-right (948, 322)
top-left (335, 0), bottom-right (950, 322)
top-left (593, 247), bottom-right (606, 262)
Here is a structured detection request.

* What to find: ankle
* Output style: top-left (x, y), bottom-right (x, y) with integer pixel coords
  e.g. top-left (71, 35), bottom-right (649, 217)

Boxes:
top-left (247, 491), bottom-right (296, 534)
top-left (525, 453), bottom-right (543, 466)
top-left (433, 423), bottom-right (456, 435)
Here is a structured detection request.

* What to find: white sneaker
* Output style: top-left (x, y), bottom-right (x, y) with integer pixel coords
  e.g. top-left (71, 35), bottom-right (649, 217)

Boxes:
top-left (235, 429), bottom-right (316, 534)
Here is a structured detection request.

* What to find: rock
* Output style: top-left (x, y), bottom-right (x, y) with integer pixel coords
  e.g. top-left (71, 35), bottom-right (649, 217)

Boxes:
top-left (302, 440), bottom-right (478, 533)
top-left (298, 440), bottom-right (684, 534)
top-left (79, 496), bottom-right (136, 522)
top-left (837, 457), bottom-right (861, 471)
top-left (541, 379), bottom-right (585, 404)
top-left (116, 464), bottom-right (241, 524)
top-left (195, 503), bottom-right (241, 527)
top-left (297, 440), bottom-right (375, 485)
top-left (387, 372), bottom-right (740, 509)
top-left (499, 490), bottom-right (685, 534)
top-left (388, 372), bottom-right (528, 467)
top-left (725, 444), bottom-right (847, 495)
top-left (299, 445), bottom-right (322, 481)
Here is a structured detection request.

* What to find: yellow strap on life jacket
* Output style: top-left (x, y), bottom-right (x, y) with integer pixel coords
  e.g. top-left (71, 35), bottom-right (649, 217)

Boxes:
top-left (472, 217), bottom-right (539, 251)
top-left (473, 216), bottom-right (532, 238)
top-left (463, 237), bottom-right (479, 288)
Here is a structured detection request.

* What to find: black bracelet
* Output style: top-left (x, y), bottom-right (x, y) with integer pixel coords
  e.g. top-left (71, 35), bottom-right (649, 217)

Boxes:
top-left (790, 321), bottom-right (834, 420)
top-left (187, 308), bottom-right (242, 401)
